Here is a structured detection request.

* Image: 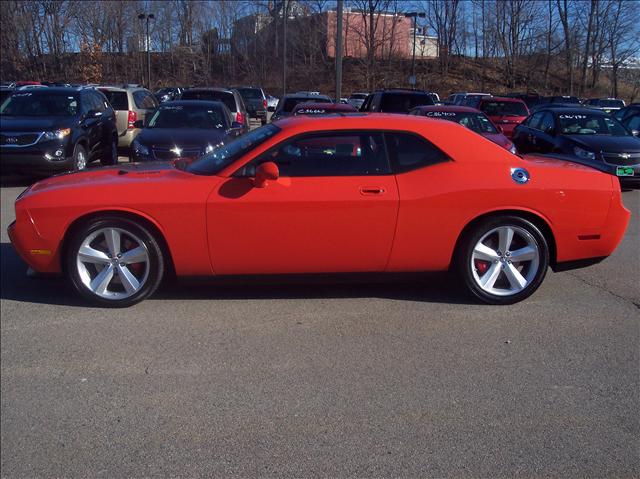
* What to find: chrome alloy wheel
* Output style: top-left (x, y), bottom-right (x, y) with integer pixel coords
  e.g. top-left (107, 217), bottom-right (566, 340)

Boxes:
top-left (470, 225), bottom-right (540, 297)
top-left (76, 150), bottom-right (87, 170)
top-left (76, 227), bottom-right (150, 300)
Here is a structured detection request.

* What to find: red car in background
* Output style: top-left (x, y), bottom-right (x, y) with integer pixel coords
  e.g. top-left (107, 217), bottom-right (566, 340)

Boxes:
top-left (477, 97), bottom-right (529, 138)
top-left (409, 105), bottom-right (518, 153)
top-left (293, 102), bottom-right (357, 116)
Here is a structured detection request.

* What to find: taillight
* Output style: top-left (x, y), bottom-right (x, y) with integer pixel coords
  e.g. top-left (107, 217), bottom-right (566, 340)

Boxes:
top-left (263, 99), bottom-right (267, 109)
top-left (235, 112), bottom-right (246, 125)
top-left (127, 110), bottom-right (137, 129)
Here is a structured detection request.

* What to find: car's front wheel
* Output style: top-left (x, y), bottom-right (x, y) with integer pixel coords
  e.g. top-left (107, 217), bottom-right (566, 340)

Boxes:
top-left (72, 143), bottom-right (88, 171)
top-left (66, 217), bottom-right (165, 307)
top-left (458, 216), bottom-right (549, 304)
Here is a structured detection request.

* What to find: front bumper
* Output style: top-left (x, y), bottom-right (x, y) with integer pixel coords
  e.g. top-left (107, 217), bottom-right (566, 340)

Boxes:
top-left (7, 216), bottom-right (61, 274)
top-left (1, 143), bottom-right (74, 176)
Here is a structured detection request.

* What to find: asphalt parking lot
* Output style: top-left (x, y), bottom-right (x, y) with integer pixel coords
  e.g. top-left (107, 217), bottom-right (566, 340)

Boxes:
top-left (1, 179), bottom-right (638, 477)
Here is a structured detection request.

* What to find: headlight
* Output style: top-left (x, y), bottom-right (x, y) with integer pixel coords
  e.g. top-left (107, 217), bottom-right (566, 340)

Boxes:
top-left (42, 128), bottom-right (71, 141)
top-left (508, 144), bottom-right (518, 154)
top-left (132, 139), bottom-right (149, 156)
top-left (573, 147), bottom-right (596, 160)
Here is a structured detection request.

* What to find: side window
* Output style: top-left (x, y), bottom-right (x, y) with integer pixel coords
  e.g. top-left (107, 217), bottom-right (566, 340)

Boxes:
top-left (80, 93), bottom-right (91, 115)
top-left (133, 90), bottom-right (157, 109)
top-left (90, 92), bottom-right (107, 112)
top-left (385, 132), bottom-right (449, 173)
top-left (539, 112), bottom-right (556, 134)
top-left (239, 132), bottom-right (390, 177)
top-left (527, 112), bottom-right (544, 130)
top-left (360, 94), bottom-right (372, 111)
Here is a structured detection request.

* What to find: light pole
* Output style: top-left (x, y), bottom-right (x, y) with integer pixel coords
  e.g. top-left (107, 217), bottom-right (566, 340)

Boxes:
top-left (335, 0), bottom-right (344, 101)
top-left (405, 12), bottom-right (425, 88)
top-left (282, 0), bottom-right (288, 97)
top-left (137, 13), bottom-right (155, 88)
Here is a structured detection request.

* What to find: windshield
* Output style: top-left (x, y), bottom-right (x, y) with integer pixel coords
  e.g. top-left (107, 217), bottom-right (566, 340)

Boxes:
top-left (480, 101), bottom-right (528, 117)
top-left (99, 89), bottom-right (128, 110)
top-left (557, 113), bottom-right (629, 136)
top-left (181, 90), bottom-right (236, 111)
top-left (422, 111), bottom-right (498, 134)
top-left (380, 93), bottom-right (434, 112)
top-left (237, 88), bottom-right (263, 100)
top-left (187, 124), bottom-right (280, 175)
top-left (0, 92), bottom-right (79, 116)
top-left (147, 104), bottom-right (227, 129)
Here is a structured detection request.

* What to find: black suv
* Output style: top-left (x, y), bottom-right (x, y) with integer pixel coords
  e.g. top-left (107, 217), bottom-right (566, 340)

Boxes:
top-left (1, 87), bottom-right (118, 176)
top-left (359, 89), bottom-right (435, 113)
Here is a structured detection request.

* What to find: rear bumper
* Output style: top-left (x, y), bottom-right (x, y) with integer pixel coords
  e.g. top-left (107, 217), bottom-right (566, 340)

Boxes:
top-left (117, 129), bottom-right (140, 149)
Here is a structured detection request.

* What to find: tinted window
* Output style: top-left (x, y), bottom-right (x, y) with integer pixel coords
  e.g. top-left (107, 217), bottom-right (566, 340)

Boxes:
top-left (245, 132), bottom-right (389, 177)
top-left (540, 112), bottom-right (556, 133)
top-left (147, 104), bottom-right (228, 129)
top-left (0, 91), bottom-right (79, 117)
top-left (87, 92), bottom-right (107, 112)
top-left (133, 90), bottom-right (158, 109)
top-left (480, 101), bottom-right (528, 117)
top-left (99, 89), bottom-right (128, 110)
top-left (625, 115), bottom-right (640, 131)
top-left (181, 90), bottom-right (236, 111)
top-left (237, 88), bottom-right (264, 100)
top-left (350, 94), bottom-right (368, 100)
top-left (379, 93), bottom-right (434, 113)
top-left (557, 113), bottom-right (630, 136)
top-left (187, 124), bottom-right (280, 175)
top-left (0, 90), bottom-right (12, 104)
top-left (527, 112), bottom-right (545, 129)
top-left (385, 132), bottom-right (449, 173)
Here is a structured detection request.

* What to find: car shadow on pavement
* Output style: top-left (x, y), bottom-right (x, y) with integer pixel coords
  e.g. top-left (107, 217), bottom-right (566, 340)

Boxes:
top-left (1, 243), bottom-right (475, 306)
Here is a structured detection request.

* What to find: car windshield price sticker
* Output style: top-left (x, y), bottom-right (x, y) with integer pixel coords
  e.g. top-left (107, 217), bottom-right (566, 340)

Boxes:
top-left (559, 114), bottom-right (587, 119)
top-left (616, 166), bottom-right (634, 177)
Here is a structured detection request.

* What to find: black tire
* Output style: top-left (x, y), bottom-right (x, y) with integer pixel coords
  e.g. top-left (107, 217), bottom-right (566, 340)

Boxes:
top-left (72, 143), bottom-right (88, 172)
top-left (457, 215), bottom-right (549, 305)
top-left (100, 138), bottom-right (118, 166)
top-left (66, 217), bottom-right (165, 307)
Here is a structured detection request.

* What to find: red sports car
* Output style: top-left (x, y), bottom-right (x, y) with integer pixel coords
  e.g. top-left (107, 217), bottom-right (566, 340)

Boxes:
top-left (8, 114), bottom-right (630, 307)
top-left (409, 105), bottom-right (517, 153)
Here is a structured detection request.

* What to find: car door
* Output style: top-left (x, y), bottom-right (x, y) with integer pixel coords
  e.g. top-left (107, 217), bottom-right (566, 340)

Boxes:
top-left (206, 131), bottom-right (399, 275)
top-left (536, 112), bottom-right (558, 153)
top-left (79, 92), bottom-right (102, 158)
top-left (513, 112), bottom-right (544, 153)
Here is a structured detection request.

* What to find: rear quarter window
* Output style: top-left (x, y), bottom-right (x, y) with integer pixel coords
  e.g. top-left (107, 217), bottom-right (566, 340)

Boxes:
top-left (99, 90), bottom-right (128, 110)
top-left (385, 132), bottom-right (449, 173)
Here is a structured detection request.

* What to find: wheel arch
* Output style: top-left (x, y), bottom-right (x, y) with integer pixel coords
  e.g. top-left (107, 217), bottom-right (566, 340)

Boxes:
top-left (60, 209), bottom-right (176, 278)
top-left (451, 209), bottom-right (557, 269)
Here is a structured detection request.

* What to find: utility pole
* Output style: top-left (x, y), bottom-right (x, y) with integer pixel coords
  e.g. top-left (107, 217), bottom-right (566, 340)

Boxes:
top-left (282, 0), bottom-right (288, 97)
top-left (138, 13), bottom-right (155, 88)
top-left (405, 12), bottom-right (425, 88)
top-left (335, 0), bottom-right (344, 102)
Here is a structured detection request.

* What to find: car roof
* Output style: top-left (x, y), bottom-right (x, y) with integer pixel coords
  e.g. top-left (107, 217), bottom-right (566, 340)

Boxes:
top-left (479, 96), bottom-right (525, 103)
top-left (412, 105), bottom-right (481, 113)
top-left (184, 87), bottom-right (235, 93)
top-left (294, 102), bottom-right (357, 111)
top-left (13, 86), bottom-right (83, 94)
top-left (282, 93), bottom-right (331, 100)
top-left (160, 100), bottom-right (226, 108)
top-left (539, 107), bottom-right (608, 115)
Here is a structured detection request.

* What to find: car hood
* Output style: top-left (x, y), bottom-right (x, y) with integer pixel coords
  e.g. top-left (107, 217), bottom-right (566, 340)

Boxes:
top-left (482, 132), bottom-right (513, 150)
top-left (0, 116), bottom-right (77, 132)
top-left (26, 162), bottom-right (191, 195)
top-left (565, 134), bottom-right (640, 152)
top-left (136, 128), bottom-right (228, 147)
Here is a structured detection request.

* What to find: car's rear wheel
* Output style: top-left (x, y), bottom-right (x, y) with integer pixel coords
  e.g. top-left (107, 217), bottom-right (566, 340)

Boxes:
top-left (66, 217), bottom-right (164, 307)
top-left (72, 144), bottom-right (87, 171)
top-left (100, 138), bottom-right (118, 166)
top-left (458, 216), bottom-right (549, 304)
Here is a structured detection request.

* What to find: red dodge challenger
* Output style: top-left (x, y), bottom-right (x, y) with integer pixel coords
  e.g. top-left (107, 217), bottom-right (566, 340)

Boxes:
top-left (8, 114), bottom-right (630, 307)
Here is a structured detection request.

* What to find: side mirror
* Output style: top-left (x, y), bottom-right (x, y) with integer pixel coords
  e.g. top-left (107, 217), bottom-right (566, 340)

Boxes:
top-left (133, 120), bottom-right (144, 129)
top-left (253, 161), bottom-right (279, 188)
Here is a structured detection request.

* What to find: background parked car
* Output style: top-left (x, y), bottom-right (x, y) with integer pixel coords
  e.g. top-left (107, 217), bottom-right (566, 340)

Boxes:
top-left (130, 100), bottom-right (243, 162)
top-left (512, 107), bottom-right (640, 188)
top-left (233, 87), bottom-right (268, 125)
top-left (1, 86), bottom-right (117, 175)
top-left (359, 89), bottom-right (435, 113)
top-left (445, 92), bottom-right (491, 107)
top-left (347, 92), bottom-right (368, 110)
top-left (505, 92), bottom-right (543, 109)
top-left (477, 97), bottom-right (529, 138)
top-left (293, 102), bottom-right (357, 116)
top-left (0, 85), bottom-right (13, 104)
top-left (583, 98), bottom-right (625, 114)
top-left (180, 87), bottom-right (249, 130)
top-left (98, 85), bottom-right (159, 151)
top-left (155, 87), bottom-right (183, 103)
top-left (271, 93), bottom-right (332, 121)
top-left (614, 104), bottom-right (639, 135)
top-left (410, 105), bottom-right (517, 153)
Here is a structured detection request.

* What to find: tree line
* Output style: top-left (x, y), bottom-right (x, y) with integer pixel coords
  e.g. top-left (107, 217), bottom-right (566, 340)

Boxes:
top-left (0, 0), bottom-right (638, 100)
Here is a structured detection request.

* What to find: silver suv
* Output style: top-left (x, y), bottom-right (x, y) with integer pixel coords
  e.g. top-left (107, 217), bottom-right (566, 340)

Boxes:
top-left (98, 85), bottom-right (159, 150)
